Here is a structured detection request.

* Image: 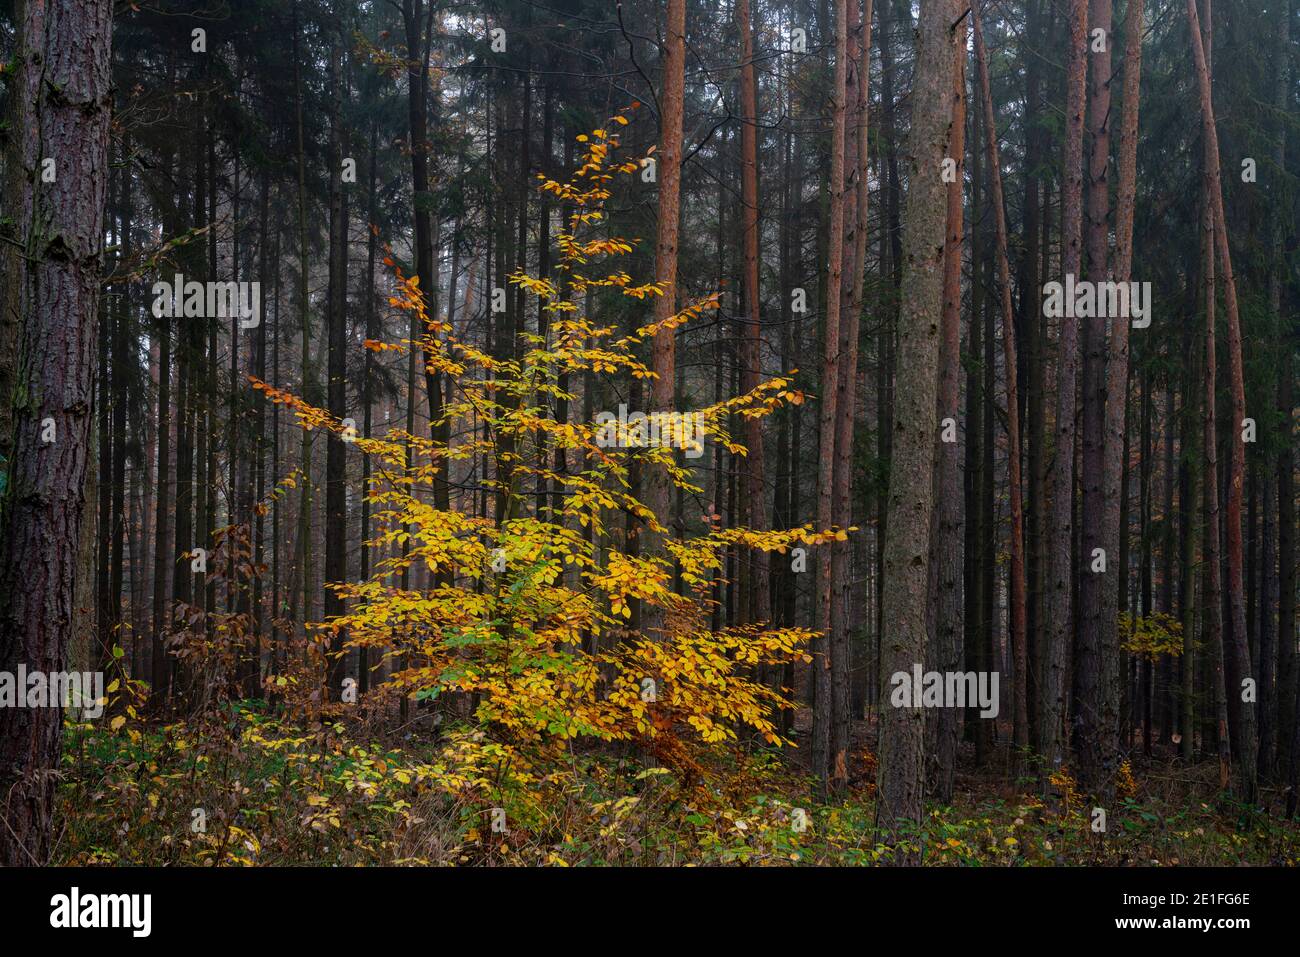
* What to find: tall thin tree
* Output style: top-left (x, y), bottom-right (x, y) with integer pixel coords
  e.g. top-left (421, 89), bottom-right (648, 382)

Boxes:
top-left (813, 0), bottom-right (851, 795)
top-left (641, 0), bottom-right (687, 639)
top-left (874, 0), bottom-right (960, 850)
top-left (972, 7), bottom-right (1028, 751)
top-left (1186, 0), bottom-right (1258, 804)
top-left (1040, 0), bottom-right (1089, 769)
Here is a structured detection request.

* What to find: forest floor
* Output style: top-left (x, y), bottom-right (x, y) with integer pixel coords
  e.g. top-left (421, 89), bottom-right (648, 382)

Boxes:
top-left (51, 694), bottom-right (1300, 866)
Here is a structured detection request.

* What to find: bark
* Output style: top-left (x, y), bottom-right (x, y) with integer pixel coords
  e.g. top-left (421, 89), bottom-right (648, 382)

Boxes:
top-left (875, 0), bottom-right (959, 850)
top-left (813, 0), bottom-right (850, 795)
top-left (928, 13), bottom-right (965, 802)
top-left (738, 0), bottom-right (772, 629)
top-left (1260, 471), bottom-right (1278, 777)
top-left (360, 120), bottom-right (379, 693)
top-left (1022, 0), bottom-right (1048, 752)
top-left (1283, 333), bottom-right (1298, 800)
top-left (270, 214), bottom-right (283, 676)
top-left (1075, 0), bottom-right (1115, 797)
top-left (0, 0), bottom-right (113, 865)
top-left (269, 214), bottom-right (282, 681)
top-left (1186, 0), bottom-right (1259, 804)
top-left (290, 8), bottom-right (314, 644)
top-left (251, 170), bottom-right (270, 695)
top-left (402, 0), bottom-right (449, 525)
top-left (198, 117), bottom-right (214, 635)
top-left (979, 239), bottom-right (996, 763)
top-left (96, 223), bottom-right (112, 671)
top-left (1272, 0), bottom-right (1295, 792)
top-left (173, 145), bottom-right (200, 675)
top-left (1180, 358), bottom-right (1199, 762)
top-left (1281, 336), bottom-right (1297, 789)
top-left (776, 75), bottom-right (801, 730)
top-left (1202, 186), bottom-right (1232, 789)
top-left (965, 89), bottom-right (991, 764)
top-left (109, 139), bottom-right (131, 679)
top-left (641, 0), bottom-right (686, 639)
top-left (1139, 370), bottom-right (1153, 753)
top-left (875, 0), bottom-right (900, 664)
top-left (829, 0), bottom-right (872, 792)
top-left (151, 251), bottom-right (174, 701)
top-left (1195, 0), bottom-right (1231, 789)
top-left (1041, 0), bottom-right (1089, 768)
top-left (551, 125), bottom-right (575, 523)
top-left (973, 9), bottom-right (1028, 753)
top-left (1106, 0), bottom-right (1143, 762)
top-left (325, 25), bottom-right (350, 699)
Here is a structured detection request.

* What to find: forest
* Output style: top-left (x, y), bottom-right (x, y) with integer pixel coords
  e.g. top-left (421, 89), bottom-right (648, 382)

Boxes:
top-left (0, 0), bottom-right (1298, 874)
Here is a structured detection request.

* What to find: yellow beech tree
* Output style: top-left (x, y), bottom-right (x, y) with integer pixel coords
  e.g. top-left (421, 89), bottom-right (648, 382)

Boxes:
top-left (253, 115), bottom-right (841, 784)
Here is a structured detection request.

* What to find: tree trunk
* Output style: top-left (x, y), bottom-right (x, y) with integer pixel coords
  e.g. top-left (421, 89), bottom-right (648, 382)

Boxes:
top-left (360, 120), bottom-right (379, 693)
top-left (291, 6), bottom-right (314, 649)
top-left (0, 0), bottom-right (112, 865)
top-left (1193, 0), bottom-right (1232, 789)
top-left (109, 138), bottom-right (132, 680)
top-left (829, 0), bottom-right (872, 790)
top-left (1040, 0), bottom-right (1089, 769)
top-left (641, 0), bottom-right (686, 639)
top-left (928, 12), bottom-right (965, 802)
top-left (325, 24), bottom-right (350, 699)
top-left (1107, 0), bottom-right (1143, 762)
top-left (150, 250), bottom-right (174, 702)
top-left (972, 9), bottom-right (1028, 753)
top-left (1186, 0), bottom-right (1258, 804)
top-left (1260, 470), bottom-right (1278, 777)
top-left (875, 0), bottom-right (958, 851)
top-left (813, 0), bottom-right (850, 795)
top-left (1180, 352), bottom-right (1200, 762)
top-left (737, 0), bottom-right (772, 631)
top-left (1280, 330), bottom-right (1297, 790)
top-left (1282, 333), bottom-right (1297, 802)
top-left (1271, 0), bottom-right (1295, 791)
top-left (1022, 0), bottom-right (1048, 753)
top-left (1075, 0), bottom-right (1115, 798)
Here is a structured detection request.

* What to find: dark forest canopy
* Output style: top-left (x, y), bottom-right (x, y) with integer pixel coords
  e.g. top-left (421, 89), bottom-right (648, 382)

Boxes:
top-left (0, 0), bottom-right (1297, 870)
